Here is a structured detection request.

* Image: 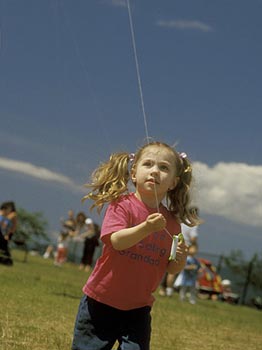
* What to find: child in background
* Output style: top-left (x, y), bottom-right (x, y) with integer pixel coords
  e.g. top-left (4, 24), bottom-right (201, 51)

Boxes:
top-left (54, 231), bottom-right (70, 267)
top-left (72, 141), bottom-right (201, 350)
top-left (179, 244), bottom-right (201, 304)
top-left (43, 209), bottom-right (76, 260)
top-left (54, 209), bottom-right (76, 266)
top-left (164, 206), bottom-right (201, 296)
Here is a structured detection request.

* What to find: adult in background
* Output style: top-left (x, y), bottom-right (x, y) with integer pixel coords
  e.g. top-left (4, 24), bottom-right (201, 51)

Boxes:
top-left (180, 206), bottom-right (200, 246)
top-left (0, 201), bottom-right (17, 266)
top-left (79, 218), bottom-right (100, 273)
top-left (61, 209), bottom-right (76, 233)
top-left (69, 211), bottom-right (88, 264)
top-left (0, 202), bottom-right (11, 264)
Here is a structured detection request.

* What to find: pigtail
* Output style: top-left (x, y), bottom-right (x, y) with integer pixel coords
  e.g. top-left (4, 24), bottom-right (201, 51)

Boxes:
top-left (167, 155), bottom-right (201, 227)
top-left (82, 152), bottom-right (130, 213)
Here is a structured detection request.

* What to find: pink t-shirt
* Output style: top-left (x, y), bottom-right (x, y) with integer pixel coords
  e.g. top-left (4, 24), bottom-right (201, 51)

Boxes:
top-left (83, 193), bottom-right (181, 310)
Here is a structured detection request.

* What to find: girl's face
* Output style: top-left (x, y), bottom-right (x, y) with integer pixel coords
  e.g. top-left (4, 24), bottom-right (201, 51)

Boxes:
top-left (131, 145), bottom-right (178, 207)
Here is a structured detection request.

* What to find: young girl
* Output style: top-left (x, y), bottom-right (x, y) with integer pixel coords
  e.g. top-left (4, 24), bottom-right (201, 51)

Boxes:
top-left (54, 231), bottom-right (70, 267)
top-left (179, 244), bottom-right (201, 304)
top-left (72, 141), bottom-right (201, 350)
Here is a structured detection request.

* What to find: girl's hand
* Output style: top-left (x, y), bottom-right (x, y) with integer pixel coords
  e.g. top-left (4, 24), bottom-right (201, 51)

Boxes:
top-left (145, 213), bottom-right (166, 233)
top-left (174, 240), bottom-right (188, 268)
top-left (111, 213), bottom-right (167, 251)
top-left (167, 240), bottom-right (188, 274)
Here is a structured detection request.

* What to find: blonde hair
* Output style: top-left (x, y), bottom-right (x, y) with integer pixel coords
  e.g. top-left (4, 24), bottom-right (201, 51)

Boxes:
top-left (83, 142), bottom-right (201, 226)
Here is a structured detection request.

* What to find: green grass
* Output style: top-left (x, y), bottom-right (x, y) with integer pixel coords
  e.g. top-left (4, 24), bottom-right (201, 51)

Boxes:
top-left (0, 250), bottom-right (261, 350)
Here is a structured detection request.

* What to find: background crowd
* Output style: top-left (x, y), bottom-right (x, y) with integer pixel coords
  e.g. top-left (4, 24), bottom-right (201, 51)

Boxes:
top-left (43, 209), bottom-right (101, 272)
top-left (1, 201), bottom-right (237, 305)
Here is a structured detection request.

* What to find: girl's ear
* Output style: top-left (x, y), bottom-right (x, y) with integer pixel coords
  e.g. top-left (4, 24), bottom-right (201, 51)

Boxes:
top-left (131, 167), bottom-right (136, 183)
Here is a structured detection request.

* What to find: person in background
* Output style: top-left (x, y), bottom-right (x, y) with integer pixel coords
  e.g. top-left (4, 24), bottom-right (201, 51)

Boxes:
top-left (69, 211), bottom-right (88, 264)
top-left (78, 218), bottom-right (100, 272)
top-left (0, 202), bottom-right (11, 264)
top-left (219, 279), bottom-right (239, 304)
top-left (5, 201), bottom-right (17, 241)
top-left (54, 209), bottom-right (77, 265)
top-left (180, 207), bottom-right (200, 246)
top-left (69, 212), bottom-right (87, 239)
top-left (0, 203), bottom-right (10, 235)
top-left (43, 209), bottom-right (76, 259)
top-left (0, 201), bottom-right (17, 266)
top-left (72, 141), bottom-right (200, 350)
top-left (179, 244), bottom-right (201, 304)
top-left (61, 209), bottom-right (76, 233)
top-left (54, 231), bottom-right (70, 267)
top-left (159, 206), bottom-right (201, 296)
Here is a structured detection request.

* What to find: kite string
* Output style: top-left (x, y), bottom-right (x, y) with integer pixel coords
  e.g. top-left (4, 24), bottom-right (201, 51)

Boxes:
top-left (126, 0), bottom-right (174, 240)
top-left (126, 0), bottom-right (150, 144)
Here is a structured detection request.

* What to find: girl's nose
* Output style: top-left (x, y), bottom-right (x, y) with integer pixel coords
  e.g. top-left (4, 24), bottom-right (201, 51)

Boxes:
top-left (150, 165), bottom-right (159, 174)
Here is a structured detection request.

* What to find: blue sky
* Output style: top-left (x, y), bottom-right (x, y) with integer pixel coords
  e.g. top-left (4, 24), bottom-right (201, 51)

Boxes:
top-left (0, 0), bottom-right (261, 259)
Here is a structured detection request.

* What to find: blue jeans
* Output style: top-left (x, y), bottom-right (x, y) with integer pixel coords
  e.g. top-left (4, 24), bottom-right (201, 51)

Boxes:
top-left (72, 295), bottom-right (151, 350)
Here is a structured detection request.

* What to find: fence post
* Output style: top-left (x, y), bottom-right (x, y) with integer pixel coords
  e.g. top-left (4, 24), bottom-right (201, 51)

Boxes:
top-left (241, 254), bottom-right (257, 305)
top-left (216, 255), bottom-right (224, 274)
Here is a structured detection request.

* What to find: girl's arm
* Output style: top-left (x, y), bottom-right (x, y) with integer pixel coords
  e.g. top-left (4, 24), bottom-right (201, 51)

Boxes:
top-left (110, 213), bottom-right (166, 250)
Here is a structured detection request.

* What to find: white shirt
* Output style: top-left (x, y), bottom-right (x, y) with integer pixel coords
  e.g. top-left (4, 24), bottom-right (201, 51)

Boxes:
top-left (181, 223), bottom-right (198, 246)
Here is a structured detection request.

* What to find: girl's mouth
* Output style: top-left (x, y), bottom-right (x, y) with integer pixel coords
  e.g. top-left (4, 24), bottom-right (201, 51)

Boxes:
top-left (146, 178), bottom-right (159, 185)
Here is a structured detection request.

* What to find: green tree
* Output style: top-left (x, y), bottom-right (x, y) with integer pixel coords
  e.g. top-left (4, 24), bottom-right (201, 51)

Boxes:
top-left (14, 208), bottom-right (49, 244)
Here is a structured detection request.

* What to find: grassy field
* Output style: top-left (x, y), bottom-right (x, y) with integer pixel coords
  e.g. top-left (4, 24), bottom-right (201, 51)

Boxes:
top-left (0, 250), bottom-right (261, 350)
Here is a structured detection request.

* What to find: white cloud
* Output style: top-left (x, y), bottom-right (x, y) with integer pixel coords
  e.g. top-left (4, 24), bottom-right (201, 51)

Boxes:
top-left (1, 157), bottom-right (261, 228)
top-left (192, 162), bottom-right (262, 227)
top-left (156, 19), bottom-right (213, 32)
top-left (0, 157), bottom-right (84, 193)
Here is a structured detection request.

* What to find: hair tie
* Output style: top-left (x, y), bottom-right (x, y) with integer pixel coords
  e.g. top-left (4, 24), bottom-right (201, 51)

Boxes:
top-left (129, 153), bottom-right (135, 162)
top-left (179, 152), bottom-right (187, 159)
top-left (179, 152), bottom-right (192, 173)
top-left (184, 166), bottom-right (192, 173)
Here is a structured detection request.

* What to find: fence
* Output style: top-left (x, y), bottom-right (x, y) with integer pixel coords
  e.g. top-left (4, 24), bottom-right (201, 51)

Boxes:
top-left (198, 251), bottom-right (261, 306)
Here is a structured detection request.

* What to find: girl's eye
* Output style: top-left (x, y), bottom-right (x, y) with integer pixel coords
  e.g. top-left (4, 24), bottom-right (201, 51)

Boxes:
top-left (143, 161), bottom-right (152, 167)
top-left (160, 165), bottom-right (169, 171)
